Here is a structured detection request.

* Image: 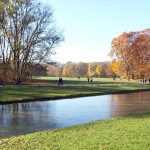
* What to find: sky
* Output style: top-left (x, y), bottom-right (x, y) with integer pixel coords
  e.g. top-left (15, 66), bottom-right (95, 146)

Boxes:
top-left (42, 0), bottom-right (150, 63)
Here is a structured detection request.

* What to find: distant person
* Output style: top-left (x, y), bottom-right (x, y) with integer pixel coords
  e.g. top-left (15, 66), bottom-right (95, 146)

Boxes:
top-left (16, 78), bottom-right (21, 85)
top-left (0, 80), bottom-right (3, 85)
top-left (145, 78), bottom-right (147, 84)
top-left (60, 78), bottom-right (63, 85)
top-left (58, 78), bottom-right (61, 85)
top-left (91, 78), bottom-right (93, 84)
top-left (87, 78), bottom-right (89, 84)
top-left (58, 77), bottom-right (63, 85)
top-left (142, 78), bottom-right (144, 83)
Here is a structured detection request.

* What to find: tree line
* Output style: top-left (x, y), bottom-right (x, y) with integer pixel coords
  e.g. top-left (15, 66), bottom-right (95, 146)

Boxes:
top-left (32, 28), bottom-right (150, 80)
top-left (37, 28), bottom-right (150, 80)
top-left (34, 61), bottom-right (117, 78)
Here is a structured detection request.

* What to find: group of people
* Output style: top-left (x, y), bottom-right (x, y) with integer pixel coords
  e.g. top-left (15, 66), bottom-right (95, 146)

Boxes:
top-left (87, 78), bottom-right (93, 84)
top-left (58, 77), bottom-right (150, 85)
top-left (141, 78), bottom-right (150, 84)
top-left (58, 77), bottom-right (93, 85)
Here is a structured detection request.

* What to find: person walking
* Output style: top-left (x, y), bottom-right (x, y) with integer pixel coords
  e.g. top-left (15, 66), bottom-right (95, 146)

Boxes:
top-left (91, 78), bottom-right (93, 84)
top-left (58, 77), bottom-right (63, 85)
top-left (87, 78), bottom-right (89, 84)
top-left (145, 78), bottom-right (147, 84)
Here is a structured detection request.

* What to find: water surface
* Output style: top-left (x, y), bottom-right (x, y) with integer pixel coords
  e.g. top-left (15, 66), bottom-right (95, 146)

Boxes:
top-left (0, 91), bottom-right (150, 138)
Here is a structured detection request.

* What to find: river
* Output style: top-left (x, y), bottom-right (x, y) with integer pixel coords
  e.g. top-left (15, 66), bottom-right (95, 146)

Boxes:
top-left (0, 91), bottom-right (150, 139)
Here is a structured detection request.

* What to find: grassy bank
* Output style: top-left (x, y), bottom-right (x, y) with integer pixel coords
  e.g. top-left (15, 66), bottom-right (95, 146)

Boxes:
top-left (0, 84), bottom-right (150, 104)
top-left (0, 111), bottom-right (150, 149)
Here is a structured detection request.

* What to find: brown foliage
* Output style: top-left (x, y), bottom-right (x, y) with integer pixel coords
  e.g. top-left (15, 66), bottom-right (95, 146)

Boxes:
top-left (109, 29), bottom-right (150, 79)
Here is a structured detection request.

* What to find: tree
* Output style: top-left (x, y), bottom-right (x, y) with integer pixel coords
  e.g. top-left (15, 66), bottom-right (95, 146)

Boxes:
top-left (109, 59), bottom-right (126, 78)
top-left (76, 62), bottom-right (88, 77)
top-left (96, 64), bottom-right (106, 78)
top-left (109, 32), bottom-right (135, 80)
top-left (62, 61), bottom-right (77, 77)
top-left (31, 64), bottom-right (47, 77)
top-left (87, 63), bottom-right (97, 77)
top-left (109, 29), bottom-right (150, 80)
top-left (0, 0), bottom-right (63, 83)
top-left (47, 62), bottom-right (63, 77)
top-left (131, 32), bottom-right (150, 79)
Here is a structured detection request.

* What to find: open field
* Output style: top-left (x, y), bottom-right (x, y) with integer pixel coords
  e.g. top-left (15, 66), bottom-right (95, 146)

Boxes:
top-left (34, 77), bottom-right (142, 85)
top-left (0, 77), bottom-right (150, 104)
top-left (0, 111), bottom-right (150, 149)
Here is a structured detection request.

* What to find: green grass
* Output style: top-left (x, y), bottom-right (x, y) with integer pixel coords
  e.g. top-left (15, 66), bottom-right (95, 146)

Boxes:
top-left (1, 111), bottom-right (150, 149)
top-left (0, 84), bottom-right (150, 103)
top-left (35, 77), bottom-right (141, 85)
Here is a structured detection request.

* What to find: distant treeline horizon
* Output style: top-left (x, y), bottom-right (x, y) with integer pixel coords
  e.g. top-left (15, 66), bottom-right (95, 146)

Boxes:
top-left (33, 61), bottom-right (117, 78)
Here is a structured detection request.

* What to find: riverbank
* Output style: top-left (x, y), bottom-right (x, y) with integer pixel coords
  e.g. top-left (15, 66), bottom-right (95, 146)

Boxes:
top-left (1, 111), bottom-right (150, 149)
top-left (0, 84), bottom-right (150, 104)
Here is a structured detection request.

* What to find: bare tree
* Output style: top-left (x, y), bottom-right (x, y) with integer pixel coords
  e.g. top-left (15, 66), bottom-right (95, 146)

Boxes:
top-left (0, 0), bottom-right (64, 83)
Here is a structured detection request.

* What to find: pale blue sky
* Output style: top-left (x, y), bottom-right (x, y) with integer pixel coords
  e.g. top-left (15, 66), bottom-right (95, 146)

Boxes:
top-left (42, 0), bottom-right (150, 63)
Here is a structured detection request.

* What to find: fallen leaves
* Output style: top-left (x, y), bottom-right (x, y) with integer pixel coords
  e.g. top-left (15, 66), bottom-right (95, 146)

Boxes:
top-left (84, 147), bottom-right (88, 149)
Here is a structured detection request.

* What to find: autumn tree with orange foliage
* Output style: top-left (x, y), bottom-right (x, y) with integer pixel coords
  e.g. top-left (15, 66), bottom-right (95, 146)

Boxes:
top-left (109, 29), bottom-right (150, 80)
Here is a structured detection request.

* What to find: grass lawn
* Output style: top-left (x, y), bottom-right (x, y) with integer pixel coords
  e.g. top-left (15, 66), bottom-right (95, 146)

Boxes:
top-left (0, 111), bottom-right (150, 149)
top-left (0, 84), bottom-right (150, 103)
top-left (35, 76), bottom-right (142, 85)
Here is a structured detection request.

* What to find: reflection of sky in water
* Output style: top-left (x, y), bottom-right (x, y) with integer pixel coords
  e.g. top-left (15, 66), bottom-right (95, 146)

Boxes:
top-left (0, 91), bottom-right (150, 139)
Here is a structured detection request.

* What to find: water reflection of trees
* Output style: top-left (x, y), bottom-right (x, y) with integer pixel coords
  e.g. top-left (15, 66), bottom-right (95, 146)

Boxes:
top-left (110, 92), bottom-right (150, 117)
top-left (0, 102), bottom-right (59, 138)
top-left (1, 91), bottom-right (150, 138)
